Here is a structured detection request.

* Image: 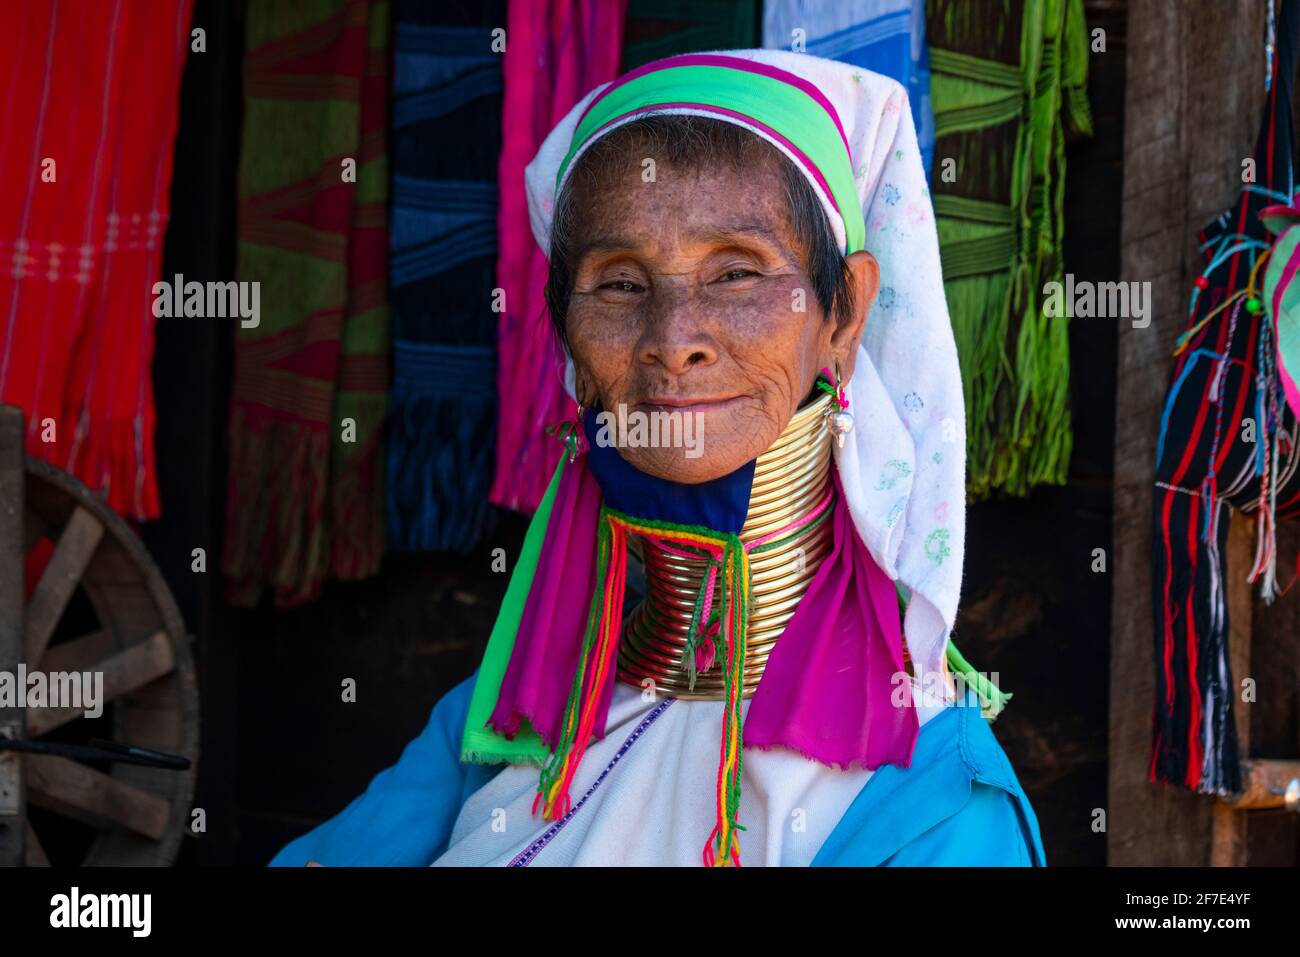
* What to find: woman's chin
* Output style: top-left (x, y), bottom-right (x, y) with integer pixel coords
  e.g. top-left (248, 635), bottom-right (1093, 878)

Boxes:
top-left (601, 399), bottom-right (781, 483)
top-left (614, 441), bottom-right (760, 485)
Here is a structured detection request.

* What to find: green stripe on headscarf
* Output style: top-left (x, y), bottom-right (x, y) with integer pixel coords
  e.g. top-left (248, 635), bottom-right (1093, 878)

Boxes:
top-left (556, 63), bottom-right (865, 254)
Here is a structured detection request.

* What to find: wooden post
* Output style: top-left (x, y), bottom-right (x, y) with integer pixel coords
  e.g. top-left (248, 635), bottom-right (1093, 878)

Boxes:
top-left (1112, 0), bottom-right (1267, 864)
top-left (0, 405), bottom-right (26, 866)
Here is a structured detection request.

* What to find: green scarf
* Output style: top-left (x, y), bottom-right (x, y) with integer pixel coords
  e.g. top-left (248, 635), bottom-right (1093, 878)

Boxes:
top-left (928, 0), bottom-right (1092, 498)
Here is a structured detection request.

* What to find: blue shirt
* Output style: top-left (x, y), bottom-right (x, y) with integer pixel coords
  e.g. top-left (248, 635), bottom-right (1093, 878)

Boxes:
top-left (269, 672), bottom-right (1046, 867)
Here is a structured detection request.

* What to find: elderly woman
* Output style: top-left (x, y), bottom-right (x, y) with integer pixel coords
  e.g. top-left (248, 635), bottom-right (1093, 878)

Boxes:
top-left (270, 50), bottom-right (1045, 867)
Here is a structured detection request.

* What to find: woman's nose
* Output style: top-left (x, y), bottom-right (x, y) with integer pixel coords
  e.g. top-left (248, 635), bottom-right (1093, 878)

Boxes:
top-left (637, 291), bottom-right (718, 374)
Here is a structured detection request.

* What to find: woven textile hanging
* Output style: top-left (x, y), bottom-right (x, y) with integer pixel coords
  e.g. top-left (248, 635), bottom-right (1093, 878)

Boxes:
top-left (386, 0), bottom-right (504, 551)
top-left (1150, 0), bottom-right (1300, 796)
top-left (926, 0), bottom-right (1091, 498)
top-left (761, 0), bottom-right (936, 176)
top-left (0, 1), bottom-right (193, 520)
top-left (223, 0), bottom-right (391, 608)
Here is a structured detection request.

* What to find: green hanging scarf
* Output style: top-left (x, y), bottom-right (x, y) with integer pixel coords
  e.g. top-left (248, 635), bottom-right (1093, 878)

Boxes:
top-left (927, 0), bottom-right (1092, 499)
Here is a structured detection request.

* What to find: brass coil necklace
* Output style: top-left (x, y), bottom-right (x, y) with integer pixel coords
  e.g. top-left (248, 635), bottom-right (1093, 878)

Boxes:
top-left (617, 390), bottom-right (837, 699)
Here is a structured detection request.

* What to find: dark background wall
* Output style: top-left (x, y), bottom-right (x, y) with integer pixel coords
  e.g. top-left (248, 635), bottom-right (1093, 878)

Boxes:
top-left (142, 0), bottom-right (1125, 866)
top-left (143, 0), bottom-right (241, 866)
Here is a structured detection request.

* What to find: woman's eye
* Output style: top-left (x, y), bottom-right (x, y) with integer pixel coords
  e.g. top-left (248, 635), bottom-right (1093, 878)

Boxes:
top-left (600, 279), bottom-right (643, 293)
top-left (716, 269), bottom-right (757, 282)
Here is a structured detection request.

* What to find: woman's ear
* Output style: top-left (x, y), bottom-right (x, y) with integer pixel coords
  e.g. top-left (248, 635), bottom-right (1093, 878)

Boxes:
top-left (831, 249), bottom-right (879, 381)
top-left (573, 369), bottom-right (596, 409)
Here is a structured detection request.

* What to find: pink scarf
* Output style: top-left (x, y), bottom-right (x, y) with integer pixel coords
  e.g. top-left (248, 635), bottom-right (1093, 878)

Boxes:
top-left (489, 0), bottom-right (627, 514)
top-left (487, 456), bottom-right (921, 771)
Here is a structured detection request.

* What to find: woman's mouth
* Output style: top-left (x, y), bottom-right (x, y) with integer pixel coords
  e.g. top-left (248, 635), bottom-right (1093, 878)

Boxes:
top-left (637, 395), bottom-right (744, 415)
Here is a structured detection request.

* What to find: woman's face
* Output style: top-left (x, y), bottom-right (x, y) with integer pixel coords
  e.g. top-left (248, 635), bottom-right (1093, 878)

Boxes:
top-left (564, 149), bottom-right (879, 484)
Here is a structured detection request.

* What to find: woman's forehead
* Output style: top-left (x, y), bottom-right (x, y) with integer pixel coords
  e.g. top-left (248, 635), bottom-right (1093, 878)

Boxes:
top-left (571, 152), bottom-right (801, 255)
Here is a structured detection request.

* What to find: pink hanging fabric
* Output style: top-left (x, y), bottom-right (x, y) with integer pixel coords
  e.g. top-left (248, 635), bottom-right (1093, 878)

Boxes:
top-left (489, 0), bottom-right (628, 514)
top-left (742, 471), bottom-right (919, 769)
top-left (488, 454), bottom-right (604, 746)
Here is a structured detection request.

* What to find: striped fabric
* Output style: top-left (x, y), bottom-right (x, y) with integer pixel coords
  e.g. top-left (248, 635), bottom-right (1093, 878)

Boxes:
top-left (0, 0), bottom-right (193, 520)
top-left (1150, 0), bottom-right (1300, 796)
top-left (386, 0), bottom-right (504, 552)
top-left (223, 0), bottom-right (390, 608)
top-left (761, 0), bottom-right (935, 175)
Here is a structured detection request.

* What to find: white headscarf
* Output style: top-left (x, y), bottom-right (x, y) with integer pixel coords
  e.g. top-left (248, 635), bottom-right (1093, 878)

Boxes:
top-left (524, 49), bottom-right (965, 682)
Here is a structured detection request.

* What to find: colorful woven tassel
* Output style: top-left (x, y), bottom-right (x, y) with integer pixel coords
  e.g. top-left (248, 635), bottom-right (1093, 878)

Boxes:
top-left (533, 512), bottom-right (624, 820)
top-left (703, 534), bottom-right (748, 867)
top-left (815, 366), bottom-right (849, 409)
top-left (533, 507), bottom-right (753, 866)
top-left (545, 407), bottom-right (586, 463)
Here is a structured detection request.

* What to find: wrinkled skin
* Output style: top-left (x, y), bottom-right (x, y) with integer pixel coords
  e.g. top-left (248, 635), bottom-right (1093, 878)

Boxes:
top-left (564, 150), bottom-right (879, 483)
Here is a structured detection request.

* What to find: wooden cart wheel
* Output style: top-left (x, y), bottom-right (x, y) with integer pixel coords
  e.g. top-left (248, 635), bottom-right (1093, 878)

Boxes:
top-left (0, 408), bottom-right (199, 866)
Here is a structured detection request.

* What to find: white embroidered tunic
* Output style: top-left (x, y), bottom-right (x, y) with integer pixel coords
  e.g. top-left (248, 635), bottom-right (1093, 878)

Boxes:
top-left (431, 674), bottom-right (954, 867)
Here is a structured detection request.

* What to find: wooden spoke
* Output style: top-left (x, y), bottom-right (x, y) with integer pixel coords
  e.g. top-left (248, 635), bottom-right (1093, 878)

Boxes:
top-left (24, 753), bottom-right (169, 841)
top-left (36, 629), bottom-right (112, 673)
top-left (24, 506), bottom-right (104, 664)
top-left (26, 630), bottom-right (175, 737)
top-left (24, 821), bottom-right (49, 866)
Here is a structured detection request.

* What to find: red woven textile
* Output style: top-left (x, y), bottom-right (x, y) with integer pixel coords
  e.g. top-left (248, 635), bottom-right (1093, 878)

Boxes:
top-left (0, 0), bottom-right (193, 519)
